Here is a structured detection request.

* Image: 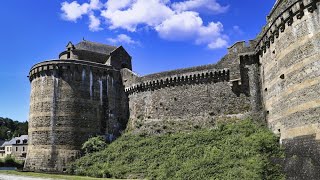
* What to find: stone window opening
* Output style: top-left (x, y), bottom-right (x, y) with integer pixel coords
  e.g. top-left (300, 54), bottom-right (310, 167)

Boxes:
top-left (272, 50), bottom-right (275, 54)
top-left (280, 74), bottom-right (285, 79)
top-left (265, 88), bottom-right (268, 92)
top-left (16, 147), bottom-right (18, 151)
top-left (23, 147), bottom-right (25, 151)
top-left (67, 51), bottom-right (71, 59)
top-left (174, 97), bottom-right (177, 101)
top-left (91, 85), bottom-right (94, 98)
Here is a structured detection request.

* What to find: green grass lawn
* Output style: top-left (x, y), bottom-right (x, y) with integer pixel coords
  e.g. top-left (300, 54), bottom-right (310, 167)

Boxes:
top-left (0, 170), bottom-right (120, 180)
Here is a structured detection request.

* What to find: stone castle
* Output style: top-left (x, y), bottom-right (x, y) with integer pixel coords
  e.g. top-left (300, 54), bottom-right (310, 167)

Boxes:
top-left (25, 0), bottom-right (320, 178)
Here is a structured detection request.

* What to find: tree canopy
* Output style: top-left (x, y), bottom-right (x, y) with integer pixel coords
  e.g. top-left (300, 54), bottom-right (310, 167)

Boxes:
top-left (0, 117), bottom-right (28, 140)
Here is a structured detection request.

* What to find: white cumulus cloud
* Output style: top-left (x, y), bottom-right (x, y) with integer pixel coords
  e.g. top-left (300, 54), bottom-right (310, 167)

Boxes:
top-left (101, 0), bottom-right (174, 32)
top-left (61, 0), bottom-right (103, 21)
top-left (105, 0), bottom-right (133, 12)
top-left (88, 13), bottom-right (103, 31)
top-left (61, 1), bottom-right (89, 21)
top-left (155, 11), bottom-right (202, 41)
top-left (156, 12), bottom-right (228, 49)
top-left (60, 0), bottom-right (230, 49)
top-left (107, 34), bottom-right (139, 45)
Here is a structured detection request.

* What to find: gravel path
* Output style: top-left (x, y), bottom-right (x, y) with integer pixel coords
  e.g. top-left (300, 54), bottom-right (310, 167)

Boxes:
top-left (0, 174), bottom-right (57, 180)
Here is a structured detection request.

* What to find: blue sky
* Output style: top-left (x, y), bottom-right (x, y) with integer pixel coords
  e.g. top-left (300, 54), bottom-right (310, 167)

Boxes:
top-left (0, 0), bottom-right (275, 121)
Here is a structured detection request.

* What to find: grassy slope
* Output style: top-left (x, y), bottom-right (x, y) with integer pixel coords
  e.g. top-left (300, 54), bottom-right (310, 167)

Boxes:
top-left (70, 119), bottom-right (285, 180)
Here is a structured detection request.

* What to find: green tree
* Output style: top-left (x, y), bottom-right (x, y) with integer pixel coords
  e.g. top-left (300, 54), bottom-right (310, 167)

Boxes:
top-left (0, 117), bottom-right (28, 140)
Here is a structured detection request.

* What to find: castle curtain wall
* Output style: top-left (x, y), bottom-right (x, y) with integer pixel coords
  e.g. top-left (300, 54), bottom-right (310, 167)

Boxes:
top-left (121, 40), bottom-right (263, 134)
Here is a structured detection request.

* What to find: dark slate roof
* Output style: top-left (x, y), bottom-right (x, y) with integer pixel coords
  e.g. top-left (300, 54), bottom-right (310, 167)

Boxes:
top-left (75, 40), bottom-right (118, 55)
top-left (0, 139), bottom-right (4, 146)
top-left (1, 135), bottom-right (28, 147)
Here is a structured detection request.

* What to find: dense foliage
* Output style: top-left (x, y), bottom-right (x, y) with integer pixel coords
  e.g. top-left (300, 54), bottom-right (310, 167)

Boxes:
top-left (0, 156), bottom-right (24, 168)
top-left (69, 119), bottom-right (285, 179)
top-left (81, 136), bottom-right (107, 155)
top-left (0, 117), bottom-right (28, 140)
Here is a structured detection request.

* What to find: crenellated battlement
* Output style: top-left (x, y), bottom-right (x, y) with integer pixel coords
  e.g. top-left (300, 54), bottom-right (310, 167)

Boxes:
top-left (28, 59), bottom-right (118, 82)
top-left (125, 69), bottom-right (230, 95)
top-left (256, 0), bottom-right (319, 56)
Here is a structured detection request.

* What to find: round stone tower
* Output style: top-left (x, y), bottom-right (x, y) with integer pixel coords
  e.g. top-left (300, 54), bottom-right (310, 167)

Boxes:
top-left (24, 41), bottom-right (131, 172)
top-left (257, 0), bottom-right (320, 178)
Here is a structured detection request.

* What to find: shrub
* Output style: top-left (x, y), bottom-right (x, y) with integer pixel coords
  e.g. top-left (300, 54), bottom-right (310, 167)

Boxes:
top-left (81, 136), bottom-right (107, 155)
top-left (0, 156), bottom-right (24, 168)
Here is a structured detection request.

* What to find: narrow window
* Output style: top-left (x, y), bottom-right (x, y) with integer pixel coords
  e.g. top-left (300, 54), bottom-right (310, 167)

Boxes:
top-left (23, 147), bottom-right (25, 151)
top-left (280, 74), bottom-right (285, 79)
top-left (16, 147), bottom-right (18, 151)
top-left (67, 52), bottom-right (71, 59)
top-left (91, 85), bottom-right (94, 98)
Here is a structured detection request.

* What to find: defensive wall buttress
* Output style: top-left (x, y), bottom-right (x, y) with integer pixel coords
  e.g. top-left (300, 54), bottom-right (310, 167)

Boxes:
top-left (26, 0), bottom-right (320, 178)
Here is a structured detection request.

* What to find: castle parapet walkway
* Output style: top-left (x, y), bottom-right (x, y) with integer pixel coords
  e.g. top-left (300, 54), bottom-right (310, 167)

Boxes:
top-left (28, 59), bottom-right (118, 82)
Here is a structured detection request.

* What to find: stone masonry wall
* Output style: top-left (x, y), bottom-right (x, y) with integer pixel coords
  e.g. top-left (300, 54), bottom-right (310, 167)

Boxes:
top-left (121, 42), bottom-right (259, 134)
top-left (24, 60), bottom-right (128, 172)
top-left (257, 0), bottom-right (320, 178)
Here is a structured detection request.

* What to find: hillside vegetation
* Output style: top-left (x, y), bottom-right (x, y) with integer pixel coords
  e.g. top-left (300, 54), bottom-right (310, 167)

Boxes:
top-left (69, 119), bottom-right (285, 180)
top-left (0, 117), bottom-right (28, 140)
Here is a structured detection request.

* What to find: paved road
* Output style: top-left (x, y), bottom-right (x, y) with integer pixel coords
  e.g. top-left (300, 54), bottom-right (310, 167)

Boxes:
top-left (0, 174), bottom-right (57, 180)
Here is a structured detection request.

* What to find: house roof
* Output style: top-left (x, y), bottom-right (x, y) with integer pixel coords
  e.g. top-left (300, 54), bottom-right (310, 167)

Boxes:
top-left (1, 141), bottom-right (11, 147)
top-left (0, 139), bottom-right (4, 146)
top-left (0, 135), bottom-right (28, 147)
top-left (75, 40), bottom-right (118, 55)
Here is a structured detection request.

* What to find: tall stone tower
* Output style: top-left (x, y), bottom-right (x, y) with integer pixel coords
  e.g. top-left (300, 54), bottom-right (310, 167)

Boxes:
top-left (256, 0), bottom-right (320, 178)
top-left (24, 40), bottom-right (131, 172)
